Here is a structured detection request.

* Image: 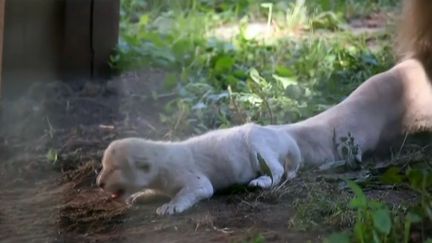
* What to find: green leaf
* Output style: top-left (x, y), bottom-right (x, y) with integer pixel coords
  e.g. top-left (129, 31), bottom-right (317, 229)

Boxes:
top-left (260, 3), bottom-right (273, 8)
top-left (406, 212), bottom-right (422, 223)
top-left (380, 167), bottom-right (403, 184)
top-left (406, 168), bottom-right (424, 190)
top-left (372, 208), bottom-right (392, 235)
top-left (164, 73), bottom-right (178, 90)
top-left (372, 229), bottom-right (382, 243)
top-left (250, 234), bottom-right (265, 243)
top-left (214, 55), bottom-right (234, 74)
top-left (353, 221), bottom-right (366, 243)
top-left (257, 152), bottom-right (273, 182)
top-left (46, 149), bottom-right (58, 164)
top-left (275, 66), bottom-right (295, 77)
top-left (138, 14), bottom-right (149, 27)
top-left (324, 232), bottom-right (351, 243)
top-left (368, 200), bottom-right (384, 210)
top-left (272, 74), bottom-right (297, 89)
top-left (311, 11), bottom-right (342, 30)
top-left (347, 180), bottom-right (367, 208)
top-left (249, 68), bottom-right (267, 85)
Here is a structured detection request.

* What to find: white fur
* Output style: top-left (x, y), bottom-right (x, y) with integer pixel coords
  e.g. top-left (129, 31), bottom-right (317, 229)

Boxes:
top-left (97, 123), bottom-right (301, 215)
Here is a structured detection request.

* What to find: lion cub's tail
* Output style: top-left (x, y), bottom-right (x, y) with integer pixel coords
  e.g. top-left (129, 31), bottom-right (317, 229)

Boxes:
top-left (396, 0), bottom-right (432, 70)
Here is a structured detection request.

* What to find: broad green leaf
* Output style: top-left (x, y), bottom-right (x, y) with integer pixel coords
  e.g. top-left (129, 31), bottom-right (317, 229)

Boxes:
top-left (272, 74), bottom-right (297, 89)
top-left (225, 75), bottom-right (239, 87)
top-left (214, 55), bottom-right (234, 73)
top-left (164, 73), bottom-right (178, 90)
top-left (311, 11), bottom-right (342, 30)
top-left (324, 232), bottom-right (351, 243)
top-left (249, 68), bottom-right (267, 85)
top-left (368, 200), bottom-right (384, 210)
top-left (260, 3), bottom-right (273, 8)
top-left (275, 66), bottom-right (295, 77)
top-left (372, 230), bottom-right (382, 243)
top-left (138, 14), bottom-right (149, 27)
top-left (406, 168), bottom-right (424, 190)
top-left (380, 167), bottom-right (403, 184)
top-left (350, 197), bottom-right (367, 209)
top-left (372, 208), bottom-right (392, 235)
top-left (406, 212), bottom-right (422, 223)
top-left (353, 221), bottom-right (366, 243)
top-left (347, 180), bottom-right (367, 208)
top-left (46, 149), bottom-right (58, 164)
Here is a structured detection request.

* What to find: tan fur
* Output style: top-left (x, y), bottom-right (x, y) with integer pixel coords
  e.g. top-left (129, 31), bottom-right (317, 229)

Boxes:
top-left (270, 59), bottom-right (432, 165)
top-left (285, 0), bottom-right (432, 161)
top-left (397, 0), bottom-right (432, 73)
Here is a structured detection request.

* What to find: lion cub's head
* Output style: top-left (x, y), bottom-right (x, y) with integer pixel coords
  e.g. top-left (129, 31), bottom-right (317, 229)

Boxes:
top-left (97, 138), bottom-right (161, 201)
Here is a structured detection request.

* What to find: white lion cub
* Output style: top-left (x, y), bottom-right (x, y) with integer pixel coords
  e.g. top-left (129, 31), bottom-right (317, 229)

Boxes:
top-left (97, 123), bottom-right (301, 215)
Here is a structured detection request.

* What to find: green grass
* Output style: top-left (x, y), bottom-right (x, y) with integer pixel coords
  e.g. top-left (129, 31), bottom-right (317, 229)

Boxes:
top-left (112, 0), bottom-right (395, 135)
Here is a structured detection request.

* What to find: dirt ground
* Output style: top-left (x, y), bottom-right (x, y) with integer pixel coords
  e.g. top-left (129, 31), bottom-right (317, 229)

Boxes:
top-left (0, 69), bottom-right (334, 243)
top-left (1, 67), bottom-right (427, 243)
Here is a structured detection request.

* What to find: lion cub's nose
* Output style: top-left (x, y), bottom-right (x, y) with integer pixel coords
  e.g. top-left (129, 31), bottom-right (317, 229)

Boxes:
top-left (97, 181), bottom-right (105, 189)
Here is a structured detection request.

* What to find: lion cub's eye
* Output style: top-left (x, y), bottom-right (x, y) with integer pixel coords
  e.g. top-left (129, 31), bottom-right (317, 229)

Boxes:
top-left (138, 163), bottom-right (151, 172)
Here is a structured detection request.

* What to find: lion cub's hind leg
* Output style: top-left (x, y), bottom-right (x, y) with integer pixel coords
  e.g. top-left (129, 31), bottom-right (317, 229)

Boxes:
top-left (247, 149), bottom-right (284, 189)
top-left (247, 127), bottom-right (285, 189)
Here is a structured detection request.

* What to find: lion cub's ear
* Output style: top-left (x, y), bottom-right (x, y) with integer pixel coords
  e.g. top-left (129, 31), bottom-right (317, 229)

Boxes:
top-left (137, 161), bottom-right (151, 172)
top-left (131, 154), bottom-right (151, 172)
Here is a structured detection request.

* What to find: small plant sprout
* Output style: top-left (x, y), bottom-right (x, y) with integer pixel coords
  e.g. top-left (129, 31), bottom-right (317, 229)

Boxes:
top-left (334, 131), bottom-right (361, 169)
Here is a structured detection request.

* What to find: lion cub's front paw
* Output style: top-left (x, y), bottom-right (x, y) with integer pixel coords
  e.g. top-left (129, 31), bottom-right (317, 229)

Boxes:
top-left (126, 193), bottom-right (141, 206)
top-left (248, 175), bottom-right (273, 189)
top-left (156, 202), bottom-right (188, 215)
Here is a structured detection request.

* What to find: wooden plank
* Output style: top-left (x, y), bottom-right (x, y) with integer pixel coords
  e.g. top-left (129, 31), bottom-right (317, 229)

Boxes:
top-left (62, 0), bottom-right (92, 80)
top-left (92, 0), bottom-right (119, 78)
top-left (0, 0), bottom-right (5, 97)
top-left (2, 0), bottom-right (64, 97)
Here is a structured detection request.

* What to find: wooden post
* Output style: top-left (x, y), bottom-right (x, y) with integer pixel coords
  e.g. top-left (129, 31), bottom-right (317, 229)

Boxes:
top-left (92, 0), bottom-right (119, 78)
top-left (63, 0), bottom-right (92, 80)
top-left (0, 0), bottom-right (5, 97)
top-left (62, 0), bottom-right (119, 80)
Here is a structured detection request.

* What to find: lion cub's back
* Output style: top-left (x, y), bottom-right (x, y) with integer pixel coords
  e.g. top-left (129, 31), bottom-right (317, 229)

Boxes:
top-left (185, 123), bottom-right (259, 189)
